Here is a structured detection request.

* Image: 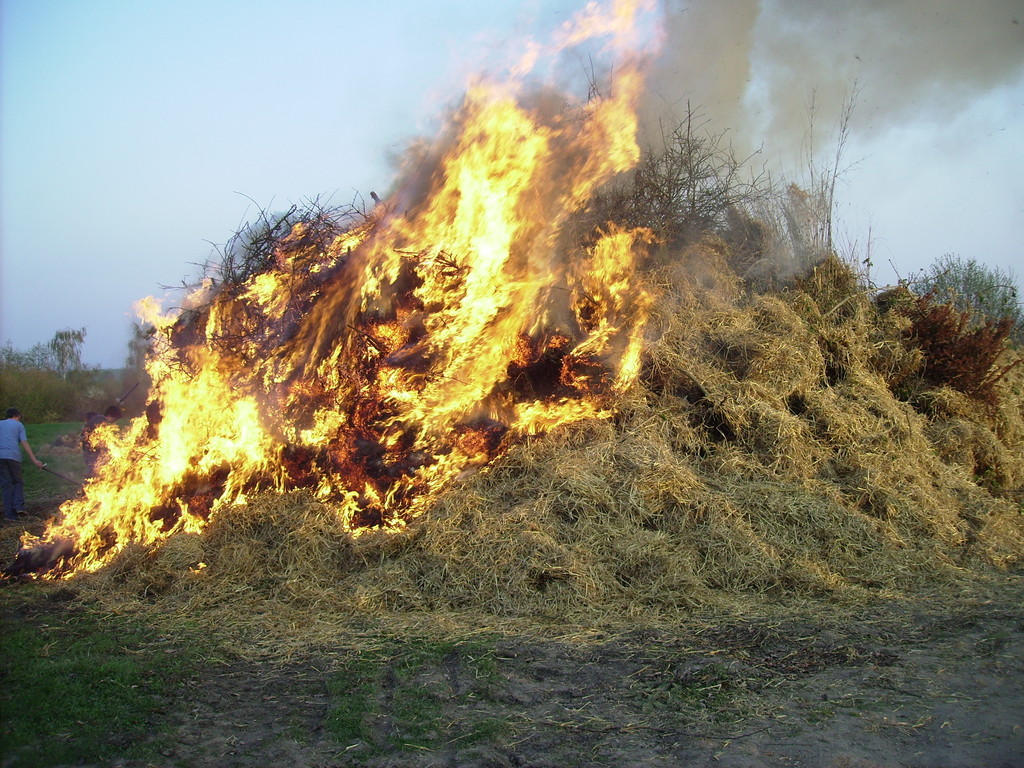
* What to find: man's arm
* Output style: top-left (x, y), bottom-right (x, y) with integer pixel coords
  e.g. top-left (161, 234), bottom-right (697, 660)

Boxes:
top-left (20, 439), bottom-right (43, 468)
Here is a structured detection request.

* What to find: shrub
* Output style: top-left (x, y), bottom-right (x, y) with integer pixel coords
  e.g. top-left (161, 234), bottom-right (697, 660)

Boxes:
top-left (577, 106), bottom-right (770, 251)
top-left (0, 341), bottom-right (131, 422)
top-left (910, 254), bottom-right (1022, 344)
top-left (0, 366), bottom-right (77, 422)
top-left (901, 292), bottom-right (1020, 404)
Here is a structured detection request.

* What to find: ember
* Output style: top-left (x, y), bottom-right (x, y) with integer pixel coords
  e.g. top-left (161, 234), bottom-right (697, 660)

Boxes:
top-left (14, 0), bottom-right (658, 578)
top-left (4, 538), bottom-right (75, 579)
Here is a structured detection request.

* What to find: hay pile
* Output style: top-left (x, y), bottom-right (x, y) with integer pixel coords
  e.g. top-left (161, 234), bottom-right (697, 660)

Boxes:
top-left (87, 243), bottom-right (1024, 636)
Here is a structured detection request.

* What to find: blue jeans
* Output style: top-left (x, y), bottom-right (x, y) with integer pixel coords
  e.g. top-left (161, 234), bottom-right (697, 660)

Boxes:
top-left (0, 459), bottom-right (25, 518)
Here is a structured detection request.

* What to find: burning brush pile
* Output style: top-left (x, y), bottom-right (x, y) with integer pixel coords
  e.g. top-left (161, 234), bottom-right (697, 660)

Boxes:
top-left (10, 1), bottom-right (655, 580)
top-left (8, 1), bottom-right (1023, 628)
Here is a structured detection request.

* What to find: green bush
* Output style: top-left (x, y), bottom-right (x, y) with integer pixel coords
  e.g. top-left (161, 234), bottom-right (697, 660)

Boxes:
top-left (0, 367), bottom-right (77, 422)
top-left (910, 254), bottom-right (1022, 344)
top-left (0, 363), bottom-right (132, 423)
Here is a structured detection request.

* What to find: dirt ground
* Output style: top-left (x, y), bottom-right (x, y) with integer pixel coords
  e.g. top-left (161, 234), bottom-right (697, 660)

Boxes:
top-left (115, 580), bottom-right (1023, 768)
top-left (4, 500), bottom-right (1022, 768)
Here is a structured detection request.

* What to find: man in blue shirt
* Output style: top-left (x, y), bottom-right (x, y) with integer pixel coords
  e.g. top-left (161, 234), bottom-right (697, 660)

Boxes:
top-left (0, 408), bottom-right (44, 521)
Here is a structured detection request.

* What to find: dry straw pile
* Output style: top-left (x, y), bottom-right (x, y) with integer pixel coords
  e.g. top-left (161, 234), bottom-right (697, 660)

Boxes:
top-left (88, 242), bottom-right (1024, 642)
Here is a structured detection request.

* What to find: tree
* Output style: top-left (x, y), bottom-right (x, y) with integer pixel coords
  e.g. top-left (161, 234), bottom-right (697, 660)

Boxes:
top-left (48, 327), bottom-right (87, 380)
top-left (910, 254), bottom-right (1022, 344)
top-left (122, 322), bottom-right (155, 415)
top-left (125, 322), bottom-right (154, 373)
top-left (798, 86), bottom-right (859, 260)
top-left (0, 341), bottom-right (55, 370)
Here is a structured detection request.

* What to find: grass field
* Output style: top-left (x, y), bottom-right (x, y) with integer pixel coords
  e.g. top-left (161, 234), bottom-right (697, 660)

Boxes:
top-left (18, 421), bottom-right (90, 506)
top-left (0, 583), bottom-right (509, 768)
top-left (0, 585), bottom-right (215, 767)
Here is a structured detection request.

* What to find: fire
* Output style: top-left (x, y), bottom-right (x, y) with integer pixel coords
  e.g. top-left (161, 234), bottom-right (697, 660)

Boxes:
top-left (16, 0), bottom-right (659, 578)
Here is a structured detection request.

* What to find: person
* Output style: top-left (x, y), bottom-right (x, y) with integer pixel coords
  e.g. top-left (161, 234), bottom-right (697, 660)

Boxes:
top-left (82, 405), bottom-right (122, 475)
top-left (0, 408), bottom-right (44, 521)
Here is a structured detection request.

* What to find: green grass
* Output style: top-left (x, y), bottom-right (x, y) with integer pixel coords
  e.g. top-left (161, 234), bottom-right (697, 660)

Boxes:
top-left (0, 586), bottom-right (212, 767)
top-left (0, 593), bottom-right (509, 767)
top-left (326, 637), bottom-right (506, 757)
top-left (18, 421), bottom-right (90, 506)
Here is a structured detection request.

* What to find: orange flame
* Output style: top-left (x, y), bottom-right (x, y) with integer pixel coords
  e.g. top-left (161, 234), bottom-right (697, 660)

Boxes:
top-left (23, 0), bottom-right (660, 577)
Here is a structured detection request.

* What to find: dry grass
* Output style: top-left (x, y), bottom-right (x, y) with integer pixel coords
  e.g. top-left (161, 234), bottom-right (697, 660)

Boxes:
top-left (69, 244), bottom-right (1024, 654)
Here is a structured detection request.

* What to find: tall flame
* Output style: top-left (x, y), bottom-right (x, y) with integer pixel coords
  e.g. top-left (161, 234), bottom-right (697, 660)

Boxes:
top-left (23, 0), bottom-right (660, 577)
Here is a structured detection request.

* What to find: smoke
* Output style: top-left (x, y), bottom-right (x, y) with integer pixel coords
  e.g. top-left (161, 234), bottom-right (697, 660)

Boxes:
top-left (641, 0), bottom-right (1024, 169)
top-left (638, 0), bottom-right (760, 149)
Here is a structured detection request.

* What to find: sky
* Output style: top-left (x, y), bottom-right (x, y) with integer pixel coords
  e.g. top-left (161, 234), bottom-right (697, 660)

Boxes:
top-left (2, 0), bottom-right (1022, 369)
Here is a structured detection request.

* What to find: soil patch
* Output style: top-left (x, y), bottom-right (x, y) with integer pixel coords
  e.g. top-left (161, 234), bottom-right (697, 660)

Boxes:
top-left (109, 580), bottom-right (1024, 768)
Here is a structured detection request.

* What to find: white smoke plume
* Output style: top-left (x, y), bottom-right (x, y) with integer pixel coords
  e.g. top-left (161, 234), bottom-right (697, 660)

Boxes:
top-left (641, 0), bottom-right (1024, 168)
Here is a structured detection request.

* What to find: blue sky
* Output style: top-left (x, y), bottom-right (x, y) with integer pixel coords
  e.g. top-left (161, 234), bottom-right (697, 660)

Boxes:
top-left (2, 0), bottom-right (1021, 368)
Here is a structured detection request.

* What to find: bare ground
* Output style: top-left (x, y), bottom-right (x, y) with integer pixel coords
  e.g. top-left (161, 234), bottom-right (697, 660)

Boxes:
top-left (126, 581), bottom-right (1023, 768)
top-left (4, 501), bottom-right (1022, 768)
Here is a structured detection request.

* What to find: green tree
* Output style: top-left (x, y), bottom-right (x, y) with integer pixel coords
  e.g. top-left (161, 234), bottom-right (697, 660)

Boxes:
top-left (1, 341), bottom-right (56, 370)
top-left (49, 327), bottom-right (87, 380)
top-left (1, 341), bottom-right (76, 421)
top-left (121, 323), bottom-right (155, 416)
top-left (125, 322), bottom-right (154, 373)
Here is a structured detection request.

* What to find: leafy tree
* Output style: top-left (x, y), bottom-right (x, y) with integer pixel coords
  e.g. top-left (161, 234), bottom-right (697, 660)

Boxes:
top-left (910, 254), bottom-right (1022, 343)
top-left (120, 322), bottom-right (155, 416)
top-left (125, 322), bottom-right (154, 373)
top-left (0, 341), bottom-right (56, 370)
top-left (49, 327), bottom-right (87, 380)
top-left (1, 341), bottom-right (77, 421)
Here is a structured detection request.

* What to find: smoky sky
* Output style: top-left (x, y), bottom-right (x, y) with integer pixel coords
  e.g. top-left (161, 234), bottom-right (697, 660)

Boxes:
top-left (641, 0), bottom-right (1024, 166)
